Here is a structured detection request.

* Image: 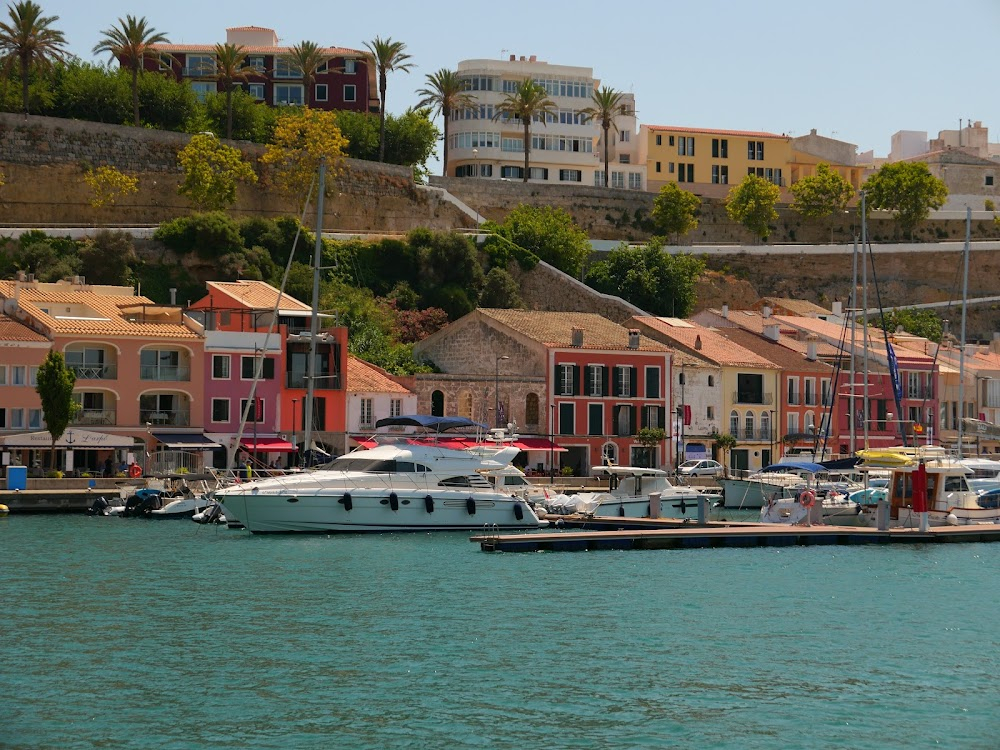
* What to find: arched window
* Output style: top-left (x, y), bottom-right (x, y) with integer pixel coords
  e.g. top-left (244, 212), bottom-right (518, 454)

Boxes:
top-left (458, 390), bottom-right (472, 419)
top-left (525, 393), bottom-right (539, 426)
top-left (761, 411), bottom-right (771, 441)
top-left (744, 410), bottom-right (755, 440)
top-left (601, 442), bottom-right (618, 465)
top-left (804, 410), bottom-right (815, 433)
top-left (729, 410), bottom-right (739, 436)
top-left (431, 390), bottom-right (445, 417)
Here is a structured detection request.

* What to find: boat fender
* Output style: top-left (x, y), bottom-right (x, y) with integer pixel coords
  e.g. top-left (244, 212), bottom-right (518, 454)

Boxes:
top-left (618, 504), bottom-right (625, 517)
top-left (341, 492), bottom-right (353, 511)
top-left (513, 502), bottom-right (524, 521)
top-left (424, 495), bottom-right (434, 514)
top-left (389, 492), bottom-right (399, 512)
top-left (798, 489), bottom-right (816, 508)
top-left (466, 497), bottom-right (476, 516)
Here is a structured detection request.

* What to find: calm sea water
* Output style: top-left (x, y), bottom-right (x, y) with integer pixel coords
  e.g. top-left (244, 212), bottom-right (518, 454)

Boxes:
top-left (2, 516), bottom-right (998, 750)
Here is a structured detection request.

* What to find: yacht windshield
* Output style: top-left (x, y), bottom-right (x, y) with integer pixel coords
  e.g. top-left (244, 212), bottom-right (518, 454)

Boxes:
top-left (325, 458), bottom-right (428, 473)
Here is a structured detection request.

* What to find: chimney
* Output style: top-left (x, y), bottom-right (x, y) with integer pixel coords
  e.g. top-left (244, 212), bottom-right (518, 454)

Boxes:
top-left (519, 55), bottom-right (526, 61)
top-left (965, 343), bottom-right (977, 358)
top-left (763, 323), bottom-right (780, 342)
top-left (721, 303), bottom-right (729, 319)
top-left (509, 54), bottom-right (515, 61)
top-left (762, 305), bottom-right (772, 319)
top-left (627, 329), bottom-right (640, 350)
top-left (694, 335), bottom-right (702, 351)
top-left (806, 336), bottom-right (818, 361)
top-left (169, 288), bottom-right (177, 305)
top-left (831, 300), bottom-right (842, 316)
top-left (529, 55), bottom-right (537, 62)
top-left (571, 327), bottom-right (584, 347)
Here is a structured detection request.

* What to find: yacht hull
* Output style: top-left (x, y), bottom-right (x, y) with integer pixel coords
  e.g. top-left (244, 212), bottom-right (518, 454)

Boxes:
top-left (219, 487), bottom-right (543, 534)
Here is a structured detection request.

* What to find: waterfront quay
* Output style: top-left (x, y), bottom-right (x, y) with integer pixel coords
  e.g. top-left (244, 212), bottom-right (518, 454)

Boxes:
top-left (472, 518), bottom-right (1000, 552)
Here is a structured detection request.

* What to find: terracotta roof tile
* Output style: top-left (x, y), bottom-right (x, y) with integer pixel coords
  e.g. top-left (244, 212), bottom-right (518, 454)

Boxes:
top-left (348, 356), bottom-right (412, 394)
top-left (756, 297), bottom-right (831, 316)
top-left (717, 328), bottom-right (832, 373)
top-left (0, 312), bottom-right (48, 342)
top-left (648, 125), bottom-right (787, 139)
top-left (150, 43), bottom-right (363, 56)
top-left (206, 281), bottom-right (312, 312)
top-left (478, 309), bottom-right (671, 352)
top-left (632, 317), bottom-right (778, 368)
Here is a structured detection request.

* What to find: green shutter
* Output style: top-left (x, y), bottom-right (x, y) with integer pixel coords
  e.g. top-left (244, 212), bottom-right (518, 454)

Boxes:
top-left (657, 406), bottom-right (666, 430)
top-left (612, 366), bottom-right (620, 396)
top-left (641, 405), bottom-right (649, 429)
top-left (554, 363), bottom-right (562, 395)
top-left (630, 367), bottom-right (638, 397)
top-left (602, 366), bottom-right (610, 397)
top-left (629, 405), bottom-right (637, 435)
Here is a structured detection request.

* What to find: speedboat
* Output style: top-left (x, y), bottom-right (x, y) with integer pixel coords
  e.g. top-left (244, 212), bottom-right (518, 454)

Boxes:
top-left (856, 446), bottom-right (1000, 526)
top-left (720, 461), bottom-right (861, 510)
top-left (571, 465), bottom-right (710, 520)
top-left (214, 440), bottom-right (546, 534)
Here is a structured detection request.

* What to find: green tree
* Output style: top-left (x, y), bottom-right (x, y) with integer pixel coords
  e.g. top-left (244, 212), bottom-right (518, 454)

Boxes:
top-left (177, 133), bottom-right (257, 210)
top-left (584, 238), bottom-right (705, 316)
top-left (48, 60), bottom-right (130, 123)
top-left (713, 431), bottom-right (737, 477)
top-left (725, 174), bottom-right (781, 241)
top-left (479, 267), bottom-right (523, 308)
top-left (261, 107), bottom-right (347, 208)
top-left (492, 78), bottom-right (556, 182)
top-left (0, 0), bottom-right (67, 116)
top-left (154, 211), bottom-right (244, 258)
top-left (212, 42), bottom-right (248, 140)
top-left (364, 36), bottom-right (413, 162)
top-left (201, 87), bottom-right (276, 143)
top-left (869, 308), bottom-right (943, 343)
top-left (92, 14), bottom-right (170, 127)
top-left (862, 161), bottom-right (948, 238)
top-left (485, 204), bottom-right (589, 277)
top-left (789, 162), bottom-right (855, 240)
top-left (286, 40), bottom-right (327, 107)
top-left (82, 165), bottom-right (138, 208)
top-left (635, 427), bottom-right (666, 468)
top-left (35, 349), bottom-right (78, 470)
top-left (7, 231), bottom-right (80, 280)
top-left (78, 230), bottom-right (138, 285)
top-left (416, 68), bottom-right (476, 177)
top-left (651, 182), bottom-right (701, 241)
top-left (580, 85), bottom-right (626, 189)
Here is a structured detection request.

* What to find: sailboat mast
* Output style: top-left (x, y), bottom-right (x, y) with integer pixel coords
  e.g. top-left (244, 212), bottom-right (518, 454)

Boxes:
top-left (861, 191), bottom-right (870, 448)
top-left (958, 206), bottom-right (971, 457)
top-left (303, 158), bottom-right (327, 466)
top-left (850, 234), bottom-right (858, 455)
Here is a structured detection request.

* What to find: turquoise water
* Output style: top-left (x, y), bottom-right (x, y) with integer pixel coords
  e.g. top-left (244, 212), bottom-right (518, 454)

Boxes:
top-left (2, 517), bottom-right (998, 749)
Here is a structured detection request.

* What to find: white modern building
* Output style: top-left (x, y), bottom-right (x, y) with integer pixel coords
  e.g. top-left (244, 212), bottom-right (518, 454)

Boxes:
top-left (346, 356), bottom-right (417, 446)
top-left (447, 54), bottom-right (645, 190)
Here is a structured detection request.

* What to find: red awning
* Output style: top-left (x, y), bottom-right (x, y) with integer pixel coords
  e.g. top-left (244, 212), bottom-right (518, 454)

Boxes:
top-left (513, 438), bottom-right (567, 452)
top-left (240, 438), bottom-right (297, 452)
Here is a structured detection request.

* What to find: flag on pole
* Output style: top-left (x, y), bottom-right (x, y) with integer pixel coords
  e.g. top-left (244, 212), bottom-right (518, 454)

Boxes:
top-left (887, 342), bottom-right (903, 403)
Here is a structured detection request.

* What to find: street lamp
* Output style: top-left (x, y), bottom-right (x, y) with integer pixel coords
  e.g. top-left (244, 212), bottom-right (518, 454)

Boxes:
top-left (495, 355), bottom-right (509, 428)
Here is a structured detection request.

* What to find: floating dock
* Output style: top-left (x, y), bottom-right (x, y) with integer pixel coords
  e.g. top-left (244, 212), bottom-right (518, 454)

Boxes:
top-left (0, 489), bottom-right (120, 513)
top-left (471, 517), bottom-right (1000, 552)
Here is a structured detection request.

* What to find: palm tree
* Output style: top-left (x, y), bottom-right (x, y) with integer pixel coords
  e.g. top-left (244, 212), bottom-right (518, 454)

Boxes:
top-left (416, 68), bottom-right (475, 177)
top-left (92, 15), bottom-right (169, 127)
top-left (364, 36), bottom-right (413, 162)
top-left (286, 40), bottom-right (327, 107)
top-left (492, 78), bottom-right (556, 183)
top-left (0, 0), bottom-right (67, 116)
top-left (581, 86), bottom-right (626, 189)
top-left (214, 42), bottom-right (248, 139)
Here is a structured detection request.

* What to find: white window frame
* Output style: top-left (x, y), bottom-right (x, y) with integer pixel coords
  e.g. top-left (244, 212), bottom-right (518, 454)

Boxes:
top-left (274, 84), bottom-right (304, 106)
top-left (12, 365), bottom-right (25, 385)
top-left (0, 365), bottom-right (6, 385)
top-left (617, 366), bottom-right (631, 397)
top-left (588, 365), bottom-right (604, 397)
top-left (343, 59), bottom-right (356, 75)
top-left (390, 398), bottom-right (402, 418)
top-left (359, 398), bottom-right (373, 428)
top-left (247, 83), bottom-right (265, 100)
top-left (240, 398), bottom-right (265, 423)
top-left (343, 84), bottom-right (357, 102)
top-left (559, 365), bottom-right (574, 396)
top-left (211, 398), bottom-right (230, 423)
top-left (212, 355), bottom-right (231, 380)
top-left (315, 83), bottom-right (328, 102)
top-left (274, 58), bottom-right (303, 79)
top-left (28, 408), bottom-right (42, 429)
top-left (247, 56), bottom-right (265, 73)
top-left (11, 407), bottom-right (25, 429)
top-left (587, 402), bottom-right (604, 436)
top-left (29, 366), bottom-right (39, 386)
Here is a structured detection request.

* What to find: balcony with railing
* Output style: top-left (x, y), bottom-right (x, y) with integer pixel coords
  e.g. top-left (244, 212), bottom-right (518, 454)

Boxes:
top-left (72, 409), bottom-right (117, 426)
top-left (140, 408), bottom-right (191, 426)
top-left (69, 363), bottom-right (118, 380)
top-left (787, 393), bottom-right (801, 406)
top-left (286, 371), bottom-right (342, 390)
top-left (140, 365), bottom-right (191, 382)
top-left (732, 391), bottom-right (774, 405)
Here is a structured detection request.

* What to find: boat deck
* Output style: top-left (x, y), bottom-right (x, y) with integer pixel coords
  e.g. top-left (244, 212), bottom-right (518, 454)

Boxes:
top-left (471, 516), bottom-right (1000, 552)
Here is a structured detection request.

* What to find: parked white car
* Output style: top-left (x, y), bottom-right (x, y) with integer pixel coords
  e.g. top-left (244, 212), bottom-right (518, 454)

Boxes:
top-left (677, 459), bottom-right (724, 478)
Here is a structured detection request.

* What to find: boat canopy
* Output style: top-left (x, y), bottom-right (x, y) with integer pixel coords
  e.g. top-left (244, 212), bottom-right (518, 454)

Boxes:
top-left (374, 415), bottom-right (487, 431)
top-left (760, 461), bottom-right (826, 474)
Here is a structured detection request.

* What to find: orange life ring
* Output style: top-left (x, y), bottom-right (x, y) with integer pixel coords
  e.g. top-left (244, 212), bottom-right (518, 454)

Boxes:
top-left (128, 463), bottom-right (142, 478)
top-left (799, 489), bottom-right (816, 508)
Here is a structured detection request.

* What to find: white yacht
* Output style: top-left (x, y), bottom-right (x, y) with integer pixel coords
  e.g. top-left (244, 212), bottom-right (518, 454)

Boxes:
top-left (720, 462), bottom-right (860, 510)
top-left (215, 439), bottom-right (546, 534)
top-left (573, 466), bottom-right (710, 520)
top-left (960, 458), bottom-right (1000, 494)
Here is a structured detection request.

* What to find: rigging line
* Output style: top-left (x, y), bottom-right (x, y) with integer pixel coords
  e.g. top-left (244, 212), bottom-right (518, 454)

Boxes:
top-left (864, 234), bottom-right (907, 447)
top-left (821, 306), bottom-right (853, 459)
top-left (228, 172), bottom-right (319, 472)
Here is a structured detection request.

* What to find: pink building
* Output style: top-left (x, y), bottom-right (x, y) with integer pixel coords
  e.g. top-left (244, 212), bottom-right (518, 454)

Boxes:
top-left (0, 312), bottom-right (51, 467)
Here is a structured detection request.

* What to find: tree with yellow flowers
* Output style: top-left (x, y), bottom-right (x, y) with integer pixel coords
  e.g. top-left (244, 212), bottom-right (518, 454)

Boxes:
top-left (261, 108), bottom-right (347, 208)
top-left (177, 133), bottom-right (257, 211)
top-left (83, 165), bottom-right (138, 208)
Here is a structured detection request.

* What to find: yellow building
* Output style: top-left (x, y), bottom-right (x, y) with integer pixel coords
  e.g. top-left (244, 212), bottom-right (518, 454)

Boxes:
top-left (640, 125), bottom-right (792, 198)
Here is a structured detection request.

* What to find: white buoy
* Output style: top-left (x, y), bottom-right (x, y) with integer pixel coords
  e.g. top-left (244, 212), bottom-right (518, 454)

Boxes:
top-left (946, 513), bottom-right (959, 526)
top-left (0, 504), bottom-right (9, 515)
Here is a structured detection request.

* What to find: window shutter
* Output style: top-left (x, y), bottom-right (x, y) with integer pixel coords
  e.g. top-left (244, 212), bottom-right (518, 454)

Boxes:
top-left (641, 405), bottom-right (649, 429)
top-left (572, 365), bottom-right (581, 396)
top-left (602, 366), bottom-right (609, 397)
top-left (630, 367), bottom-right (638, 397)
top-left (612, 366), bottom-right (620, 396)
top-left (657, 407), bottom-right (666, 429)
top-left (629, 405), bottom-right (637, 435)
top-left (583, 366), bottom-right (593, 395)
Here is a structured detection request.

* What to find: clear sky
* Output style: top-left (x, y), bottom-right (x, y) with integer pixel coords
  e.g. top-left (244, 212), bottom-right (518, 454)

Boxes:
top-left (38, 0), bottom-right (1000, 167)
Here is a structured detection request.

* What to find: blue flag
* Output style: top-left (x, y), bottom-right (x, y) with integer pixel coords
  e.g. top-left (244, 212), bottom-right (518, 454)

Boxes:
top-left (887, 342), bottom-right (903, 403)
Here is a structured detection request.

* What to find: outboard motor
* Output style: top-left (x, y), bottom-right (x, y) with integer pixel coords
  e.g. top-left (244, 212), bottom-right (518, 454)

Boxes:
top-left (87, 497), bottom-right (111, 516)
top-left (121, 489), bottom-right (162, 518)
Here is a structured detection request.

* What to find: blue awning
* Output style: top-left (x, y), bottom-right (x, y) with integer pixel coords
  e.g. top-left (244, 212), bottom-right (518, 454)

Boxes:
top-left (152, 432), bottom-right (223, 449)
